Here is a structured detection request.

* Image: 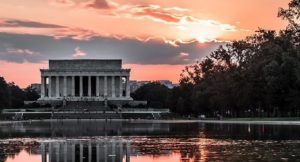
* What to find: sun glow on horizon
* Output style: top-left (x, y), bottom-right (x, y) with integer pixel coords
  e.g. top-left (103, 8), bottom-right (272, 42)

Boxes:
top-left (172, 18), bottom-right (235, 43)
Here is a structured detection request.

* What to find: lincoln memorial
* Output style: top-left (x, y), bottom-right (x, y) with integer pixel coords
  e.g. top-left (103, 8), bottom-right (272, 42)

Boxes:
top-left (38, 59), bottom-right (132, 102)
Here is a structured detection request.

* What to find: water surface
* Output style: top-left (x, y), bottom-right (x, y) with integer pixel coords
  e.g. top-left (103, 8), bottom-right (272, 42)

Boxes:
top-left (0, 120), bottom-right (299, 162)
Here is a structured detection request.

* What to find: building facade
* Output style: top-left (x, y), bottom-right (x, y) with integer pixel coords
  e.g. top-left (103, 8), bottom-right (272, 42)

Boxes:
top-left (39, 59), bottom-right (132, 101)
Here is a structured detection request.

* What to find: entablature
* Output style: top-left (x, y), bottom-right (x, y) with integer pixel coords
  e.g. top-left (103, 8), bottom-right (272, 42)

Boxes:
top-left (41, 69), bottom-right (130, 77)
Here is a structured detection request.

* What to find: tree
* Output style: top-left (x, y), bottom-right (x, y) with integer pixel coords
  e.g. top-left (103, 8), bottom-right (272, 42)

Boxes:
top-left (131, 82), bottom-right (171, 108)
top-left (0, 76), bottom-right (40, 109)
top-left (24, 86), bottom-right (40, 101)
top-left (7, 83), bottom-right (25, 108)
top-left (0, 77), bottom-right (9, 109)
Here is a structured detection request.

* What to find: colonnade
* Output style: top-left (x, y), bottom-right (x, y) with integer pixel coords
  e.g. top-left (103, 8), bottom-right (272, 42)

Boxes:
top-left (40, 75), bottom-right (130, 99)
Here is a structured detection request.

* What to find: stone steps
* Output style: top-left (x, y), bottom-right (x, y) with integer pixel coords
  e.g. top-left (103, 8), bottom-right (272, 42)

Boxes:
top-left (52, 112), bottom-right (121, 119)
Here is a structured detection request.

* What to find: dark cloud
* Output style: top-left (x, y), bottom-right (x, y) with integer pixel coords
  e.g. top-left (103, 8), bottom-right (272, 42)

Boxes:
top-left (0, 19), bottom-right (101, 40)
top-left (0, 32), bottom-right (223, 64)
top-left (0, 19), bottom-right (64, 28)
top-left (84, 0), bottom-right (110, 9)
top-left (0, 51), bottom-right (45, 63)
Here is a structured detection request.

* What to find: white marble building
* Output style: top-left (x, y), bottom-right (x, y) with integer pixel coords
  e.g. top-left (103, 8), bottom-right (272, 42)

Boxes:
top-left (39, 59), bottom-right (132, 101)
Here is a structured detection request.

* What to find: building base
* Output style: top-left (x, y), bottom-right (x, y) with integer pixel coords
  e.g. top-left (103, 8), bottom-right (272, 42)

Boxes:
top-left (36, 97), bottom-right (147, 108)
top-left (38, 96), bottom-right (133, 101)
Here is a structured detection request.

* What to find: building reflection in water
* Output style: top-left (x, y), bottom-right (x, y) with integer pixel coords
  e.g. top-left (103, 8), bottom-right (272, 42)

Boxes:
top-left (40, 140), bottom-right (131, 162)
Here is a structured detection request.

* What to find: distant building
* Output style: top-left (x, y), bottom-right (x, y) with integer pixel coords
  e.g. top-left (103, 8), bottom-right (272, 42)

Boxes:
top-left (129, 80), bottom-right (150, 92)
top-left (157, 80), bottom-right (176, 89)
top-left (130, 80), bottom-right (178, 92)
top-left (30, 83), bottom-right (41, 95)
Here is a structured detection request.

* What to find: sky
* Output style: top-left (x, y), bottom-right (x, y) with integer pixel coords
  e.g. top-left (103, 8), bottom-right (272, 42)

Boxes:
top-left (0, 0), bottom-right (290, 88)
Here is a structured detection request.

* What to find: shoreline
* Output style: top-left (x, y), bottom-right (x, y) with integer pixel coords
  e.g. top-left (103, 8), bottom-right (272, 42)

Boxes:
top-left (1, 118), bottom-right (300, 125)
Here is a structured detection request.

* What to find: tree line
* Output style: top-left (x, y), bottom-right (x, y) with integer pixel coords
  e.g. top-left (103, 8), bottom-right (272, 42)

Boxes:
top-left (132, 0), bottom-right (300, 117)
top-left (0, 76), bottom-right (39, 109)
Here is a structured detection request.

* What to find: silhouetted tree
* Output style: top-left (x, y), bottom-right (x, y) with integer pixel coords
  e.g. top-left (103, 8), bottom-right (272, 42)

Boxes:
top-left (0, 76), bottom-right (40, 109)
top-left (0, 77), bottom-right (9, 109)
top-left (7, 83), bottom-right (25, 108)
top-left (24, 86), bottom-right (40, 101)
top-left (131, 82), bottom-right (171, 108)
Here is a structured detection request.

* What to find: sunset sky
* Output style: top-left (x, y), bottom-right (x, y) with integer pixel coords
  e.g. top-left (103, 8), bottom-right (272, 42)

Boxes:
top-left (0, 0), bottom-right (290, 87)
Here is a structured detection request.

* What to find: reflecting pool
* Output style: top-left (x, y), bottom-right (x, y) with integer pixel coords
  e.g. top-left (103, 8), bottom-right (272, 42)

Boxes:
top-left (0, 120), bottom-right (300, 162)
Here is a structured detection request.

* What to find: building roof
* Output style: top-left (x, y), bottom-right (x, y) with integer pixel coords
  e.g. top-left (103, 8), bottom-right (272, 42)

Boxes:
top-left (48, 59), bottom-right (123, 70)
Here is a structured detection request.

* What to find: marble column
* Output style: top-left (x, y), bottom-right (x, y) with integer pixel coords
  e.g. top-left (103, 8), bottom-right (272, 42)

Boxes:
top-left (88, 76), bottom-right (92, 97)
top-left (41, 143), bottom-right (46, 162)
top-left (126, 142), bottom-right (130, 162)
top-left (119, 141), bottom-right (123, 162)
top-left (119, 76), bottom-right (123, 97)
top-left (126, 76), bottom-right (130, 98)
top-left (80, 144), bottom-right (83, 162)
top-left (104, 76), bottom-right (107, 97)
top-left (56, 143), bottom-right (60, 162)
top-left (72, 144), bottom-right (75, 162)
top-left (88, 143), bottom-right (92, 162)
top-left (72, 76), bottom-right (75, 96)
top-left (112, 141), bottom-right (116, 162)
top-left (96, 76), bottom-right (100, 97)
top-left (41, 76), bottom-right (45, 98)
top-left (48, 76), bottom-right (52, 97)
top-left (112, 76), bottom-right (115, 98)
top-left (104, 143), bottom-right (108, 162)
top-left (96, 144), bottom-right (100, 162)
top-left (64, 143), bottom-right (68, 162)
top-left (49, 143), bottom-right (52, 162)
top-left (80, 76), bottom-right (83, 97)
top-left (64, 76), bottom-right (67, 97)
top-left (56, 76), bottom-right (60, 97)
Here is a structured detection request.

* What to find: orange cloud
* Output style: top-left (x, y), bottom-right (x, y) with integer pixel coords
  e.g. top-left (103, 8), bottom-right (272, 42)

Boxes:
top-left (48, 0), bottom-right (75, 7)
top-left (122, 5), bottom-right (182, 23)
top-left (46, 1), bottom-right (238, 43)
top-left (83, 2), bottom-right (237, 42)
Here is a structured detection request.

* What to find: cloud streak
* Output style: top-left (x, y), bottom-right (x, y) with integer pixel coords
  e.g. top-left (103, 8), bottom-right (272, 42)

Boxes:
top-left (117, 4), bottom-right (183, 23)
top-left (6, 48), bottom-right (36, 55)
top-left (0, 18), bottom-right (100, 40)
top-left (48, 0), bottom-right (75, 7)
top-left (0, 19), bottom-right (64, 28)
